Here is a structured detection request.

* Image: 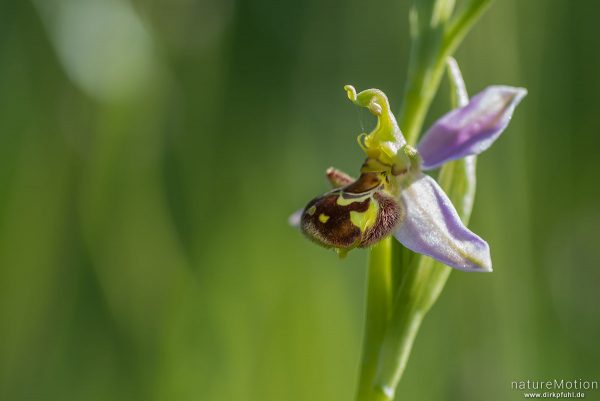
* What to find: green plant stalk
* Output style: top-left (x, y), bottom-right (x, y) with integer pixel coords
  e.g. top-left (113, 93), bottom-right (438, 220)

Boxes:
top-left (356, 237), bottom-right (394, 401)
top-left (356, 0), bottom-right (489, 394)
top-left (401, 0), bottom-right (493, 145)
top-left (375, 57), bottom-right (477, 397)
top-left (374, 156), bottom-right (476, 396)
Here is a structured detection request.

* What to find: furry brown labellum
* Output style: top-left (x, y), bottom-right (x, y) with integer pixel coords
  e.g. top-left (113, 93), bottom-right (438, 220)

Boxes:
top-left (300, 172), bottom-right (403, 252)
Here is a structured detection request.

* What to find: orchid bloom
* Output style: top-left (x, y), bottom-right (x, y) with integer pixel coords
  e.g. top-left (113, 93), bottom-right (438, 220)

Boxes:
top-left (294, 84), bottom-right (526, 272)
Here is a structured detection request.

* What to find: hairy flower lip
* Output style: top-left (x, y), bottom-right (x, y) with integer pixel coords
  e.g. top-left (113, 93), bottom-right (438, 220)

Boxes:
top-left (299, 186), bottom-right (403, 251)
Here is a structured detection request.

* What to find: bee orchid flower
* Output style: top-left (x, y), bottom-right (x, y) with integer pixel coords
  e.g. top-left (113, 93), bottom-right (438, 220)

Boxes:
top-left (296, 84), bottom-right (526, 272)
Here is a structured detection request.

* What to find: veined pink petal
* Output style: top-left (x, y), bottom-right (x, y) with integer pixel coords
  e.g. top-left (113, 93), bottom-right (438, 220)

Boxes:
top-left (393, 173), bottom-right (492, 272)
top-left (418, 86), bottom-right (527, 170)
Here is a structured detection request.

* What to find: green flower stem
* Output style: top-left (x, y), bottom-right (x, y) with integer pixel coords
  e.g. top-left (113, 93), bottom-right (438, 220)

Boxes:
top-left (374, 262), bottom-right (444, 399)
top-left (401, 0), bottom-right (492, 145)
top-left (374, 156), bottom-right (475, 396)
top-left (356, 237), bottom-right (394, 401)
top-left (372, 59), bottom-right (476, 398)
top-left (357, 0), bottom-right (488, 393)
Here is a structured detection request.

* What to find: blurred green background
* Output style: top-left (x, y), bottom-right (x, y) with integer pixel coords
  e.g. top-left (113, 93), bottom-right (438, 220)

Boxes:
top-left (0, 0), bottom-right (598, 400)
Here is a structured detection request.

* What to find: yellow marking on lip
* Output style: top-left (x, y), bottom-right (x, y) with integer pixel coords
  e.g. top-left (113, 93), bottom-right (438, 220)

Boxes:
top-left (307, 205), bottom-right (316, 215)
top-left (349, 198), bottom-right (379, 233)
top-left (318, 214), bottom-right (330, 223)
top-left (336, 194), bottom-right (370, 206)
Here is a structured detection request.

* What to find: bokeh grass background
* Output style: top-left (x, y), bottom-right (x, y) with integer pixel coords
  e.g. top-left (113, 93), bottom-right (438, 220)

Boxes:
top-left (0, 0), bottom-right (599, 400)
